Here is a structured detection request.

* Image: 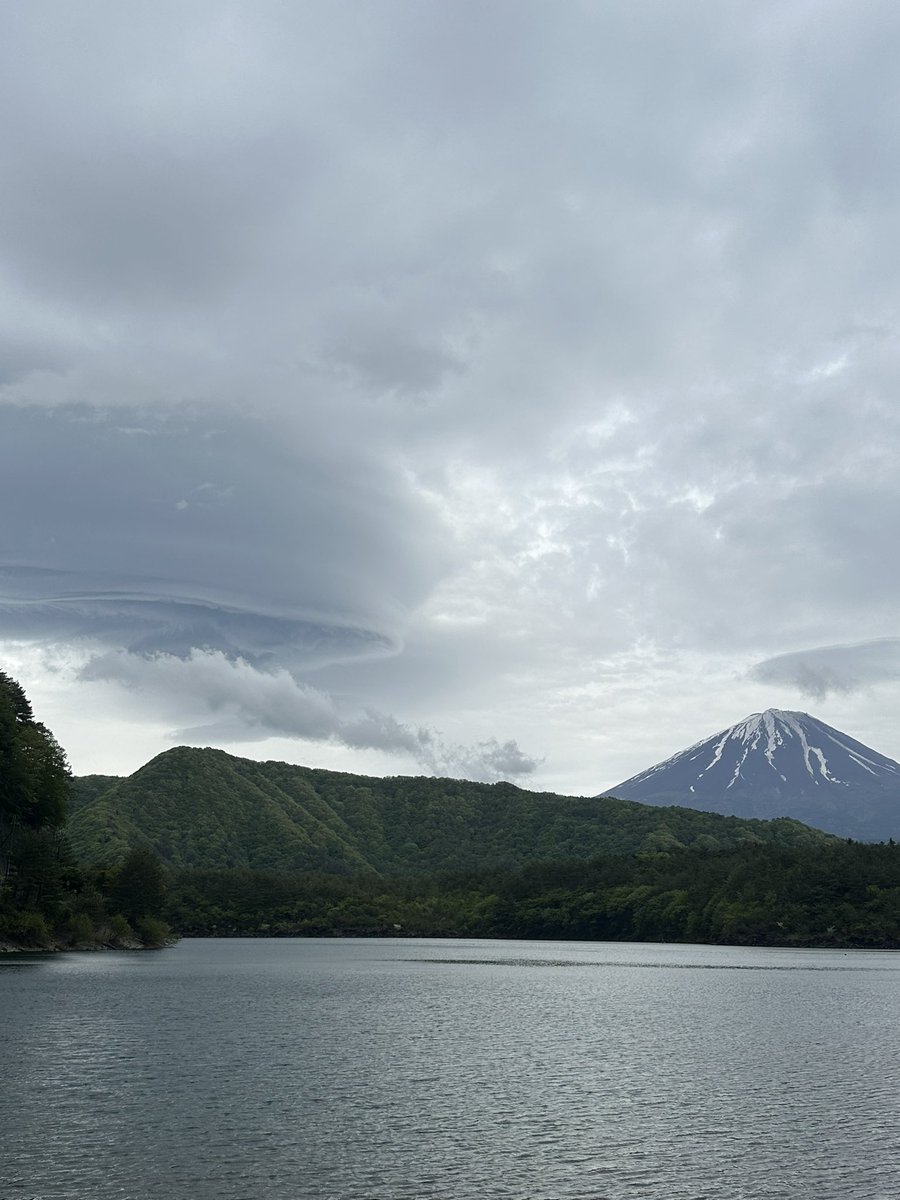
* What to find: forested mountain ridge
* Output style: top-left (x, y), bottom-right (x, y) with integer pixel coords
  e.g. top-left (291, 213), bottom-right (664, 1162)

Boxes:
top-left (68, 745), bottom-right (836, 875)
top-left (69, 774), bottom-right (121, 813)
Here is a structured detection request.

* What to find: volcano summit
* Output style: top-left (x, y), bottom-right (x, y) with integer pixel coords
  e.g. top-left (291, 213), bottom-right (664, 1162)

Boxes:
top-left (611, 709), bottom-right (900, 841)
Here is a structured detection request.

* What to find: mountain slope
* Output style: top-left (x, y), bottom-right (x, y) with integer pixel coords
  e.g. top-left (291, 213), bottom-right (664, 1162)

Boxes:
top-left (612, 709), bottom-right (900, 840)
top-left (69, 774), bottom-right (121, 813)
top-left (66, 745), bottom-right (834, 873)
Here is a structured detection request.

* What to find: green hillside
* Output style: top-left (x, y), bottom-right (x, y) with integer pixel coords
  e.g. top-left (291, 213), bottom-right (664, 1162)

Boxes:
top-left (69, 774), bottom-right (121, 813)
top-left (68, 746), bottom-right (835, 874)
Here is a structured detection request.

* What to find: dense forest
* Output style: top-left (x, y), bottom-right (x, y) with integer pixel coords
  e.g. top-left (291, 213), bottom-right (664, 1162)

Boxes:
top-left (165, 839), bottom-right (900, 948)
top-left (67, 744), bottom-right (834, 875)
top-left (0, 671), bottom-right (172, 949)
top-left (4, 668), bottom-right (900, 952)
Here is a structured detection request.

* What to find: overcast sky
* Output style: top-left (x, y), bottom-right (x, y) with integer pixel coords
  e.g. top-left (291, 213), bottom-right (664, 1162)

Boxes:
top-left (3, 0), bottom-right (900, 794)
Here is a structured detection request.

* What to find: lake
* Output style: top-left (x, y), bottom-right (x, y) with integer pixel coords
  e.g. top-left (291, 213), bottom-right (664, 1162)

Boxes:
top-left (2, 937), bottom-right (899, 1199)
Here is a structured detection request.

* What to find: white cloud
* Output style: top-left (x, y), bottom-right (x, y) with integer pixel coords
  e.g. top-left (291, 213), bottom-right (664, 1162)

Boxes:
top-left (78, 648), bottom-right (537, 782)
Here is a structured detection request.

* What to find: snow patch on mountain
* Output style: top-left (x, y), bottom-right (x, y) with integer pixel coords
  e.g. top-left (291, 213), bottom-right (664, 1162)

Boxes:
top-left (625, 709), bottom-right (900, 793)
top-left (609, 709), bottom-right (900, 840)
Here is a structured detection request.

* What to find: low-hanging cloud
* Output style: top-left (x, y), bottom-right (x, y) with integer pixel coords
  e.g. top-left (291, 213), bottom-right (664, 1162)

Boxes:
top-left (78, 648), bottom-right (538, 782)
top-left (749, 639), bottom-right (900, 701)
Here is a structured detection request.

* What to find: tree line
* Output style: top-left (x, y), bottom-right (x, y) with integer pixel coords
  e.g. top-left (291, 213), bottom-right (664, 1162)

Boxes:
top-left (0, 670), bottom-right (172, 948)
top-left (164, 838), bottom-right (900, 948)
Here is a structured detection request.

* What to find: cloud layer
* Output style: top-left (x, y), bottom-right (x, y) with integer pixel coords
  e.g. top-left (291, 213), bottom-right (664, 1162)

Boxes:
top-left (0, 404), bottom-right (445, 663)
top-left (3, 2), bottom-right (900, 787)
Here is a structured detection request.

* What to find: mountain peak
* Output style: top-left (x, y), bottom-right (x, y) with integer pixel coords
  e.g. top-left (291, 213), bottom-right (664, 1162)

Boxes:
top-left (611, 710), bottom-right (900, 840)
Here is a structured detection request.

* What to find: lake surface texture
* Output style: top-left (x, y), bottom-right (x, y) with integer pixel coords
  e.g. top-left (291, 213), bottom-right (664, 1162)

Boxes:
top-left (2, 938), bottom-right (899, 1199)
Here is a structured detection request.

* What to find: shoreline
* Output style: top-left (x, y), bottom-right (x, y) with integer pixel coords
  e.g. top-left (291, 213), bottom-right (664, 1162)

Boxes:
top-left (0, 936), bottom-right (177, 954)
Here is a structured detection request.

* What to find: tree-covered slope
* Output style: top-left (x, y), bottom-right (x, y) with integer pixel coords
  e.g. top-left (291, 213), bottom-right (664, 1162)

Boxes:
top-left (69, 774), bottom-right (120, 813)
top-left (68, 746), bottom-right (836, 874)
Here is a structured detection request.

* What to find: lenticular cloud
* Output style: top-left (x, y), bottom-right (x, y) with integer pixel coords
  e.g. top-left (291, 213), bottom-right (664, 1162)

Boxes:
top-left (749, 640), bottom-right (900, 700)
top-left (0, 403), bottom-right (443, 670)
top-left (0, 402), bottom-right (540, 778)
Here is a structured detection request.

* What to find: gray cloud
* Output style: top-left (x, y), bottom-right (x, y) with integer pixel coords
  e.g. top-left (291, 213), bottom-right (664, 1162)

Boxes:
top-left (0, 403), bottom-right (448, 666)
top-left (3, 3), bottom-right (900, 787)
top-left (749, 640), bottom-right (900, 701)
top-left (79, 648), bottom-right (537, 781)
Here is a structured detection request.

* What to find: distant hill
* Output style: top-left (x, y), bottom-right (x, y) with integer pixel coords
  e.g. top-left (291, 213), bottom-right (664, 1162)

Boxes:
top-left (611, 709), bottom-right (900, 841)
top-left (69, 774), bottom-right (121, 813)
top-left (67, 745), bottom-right (834, 874)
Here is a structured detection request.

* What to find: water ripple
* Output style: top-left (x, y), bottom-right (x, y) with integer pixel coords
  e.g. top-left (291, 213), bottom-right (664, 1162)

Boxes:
top-left (2, 938), bottom-right (900, 1199)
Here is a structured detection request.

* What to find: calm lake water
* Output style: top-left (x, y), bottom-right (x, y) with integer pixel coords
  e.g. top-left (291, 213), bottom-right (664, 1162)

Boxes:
top-left (2, 937), bottom-right (900, 1199)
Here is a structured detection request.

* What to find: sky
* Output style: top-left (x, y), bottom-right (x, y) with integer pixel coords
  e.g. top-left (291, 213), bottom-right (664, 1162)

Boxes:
top-left (3, 0), bottom-right (900, 795)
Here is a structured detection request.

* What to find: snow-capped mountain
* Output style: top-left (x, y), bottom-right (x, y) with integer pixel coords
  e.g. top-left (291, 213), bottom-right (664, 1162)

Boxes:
top-left (610, 709), bottom-right (900, 840)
